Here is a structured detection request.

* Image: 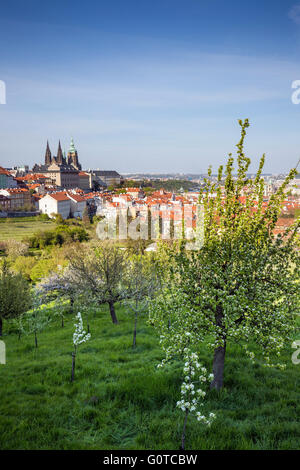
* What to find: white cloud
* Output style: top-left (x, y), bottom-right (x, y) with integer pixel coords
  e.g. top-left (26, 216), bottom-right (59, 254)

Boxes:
top-left (2, 44), bottom-right (300, 172)
top-left (288, 4), bottom-right (300, 25)
top-left (4, 52), bottom-right (299, 111)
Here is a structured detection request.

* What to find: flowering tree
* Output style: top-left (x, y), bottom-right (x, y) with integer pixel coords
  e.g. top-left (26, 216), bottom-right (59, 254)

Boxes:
top-left (175, 350), bottom-right (215, 449)
top-left (20, 293), bottom-right (52, 348)
top-left (151, 119), bottom-right (300, 388)
top-left (38, 267), bottom-right (80, 327)
top-left (150, 120), bottom-right (300, 446)
top-left (4, 240), bottom-right (29, 259)
top-left (67, 242), bottom-right (127, 324)
top-left (71, 312), bottom-right (91, 381)
top-left (12, 314), bottom-right (24, 341)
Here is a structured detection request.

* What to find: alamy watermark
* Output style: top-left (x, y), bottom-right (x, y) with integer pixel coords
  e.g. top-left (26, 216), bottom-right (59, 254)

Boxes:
top-left (292, 340), bottom-right (300, 365)
top-left (96, 204), bottom-right (204, 249)
top-left (0, 340), bottom-right (6, 365)
top-left (291, 80), bottom-right (300, 104)
top-left (0, 80), bottom-right (6, 104)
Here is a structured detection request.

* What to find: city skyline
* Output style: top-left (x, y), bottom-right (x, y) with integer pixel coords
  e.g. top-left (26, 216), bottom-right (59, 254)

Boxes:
top-left (1, 1), bottom-right (300, 173)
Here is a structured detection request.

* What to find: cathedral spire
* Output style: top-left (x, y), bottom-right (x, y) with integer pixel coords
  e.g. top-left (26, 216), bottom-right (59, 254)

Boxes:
top-left (69, 137), bottom-right (76, 154)
top-left (45, 140), bottom-right (52, 166)
top-left (56, 140), bottom-right (63, 164)
top-left (67, 137), bottom-right (81, 170)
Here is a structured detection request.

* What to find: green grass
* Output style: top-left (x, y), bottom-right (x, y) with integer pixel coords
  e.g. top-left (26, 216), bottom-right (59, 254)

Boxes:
top-left (0, 306), bottom-right (299, 450)
top-left (0, 217), bottom-right (56, 241)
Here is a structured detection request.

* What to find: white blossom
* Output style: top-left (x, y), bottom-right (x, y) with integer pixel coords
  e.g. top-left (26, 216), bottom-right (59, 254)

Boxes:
top-left (175, 349), bottom-right (216, 427)
top-left (73, 312), bottom-right (91, 347)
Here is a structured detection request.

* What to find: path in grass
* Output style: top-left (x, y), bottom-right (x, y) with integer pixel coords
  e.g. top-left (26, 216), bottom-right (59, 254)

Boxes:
top-left (0, 306), bottom-right (299, 450)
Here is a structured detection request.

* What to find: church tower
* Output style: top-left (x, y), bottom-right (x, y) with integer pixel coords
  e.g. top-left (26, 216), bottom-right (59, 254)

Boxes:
top-left (56, 140), bottom-right (63, 165)
top-left (45, 140), bottom-right (52, 166)
top-left (67, 137), bottom-right (81, 170)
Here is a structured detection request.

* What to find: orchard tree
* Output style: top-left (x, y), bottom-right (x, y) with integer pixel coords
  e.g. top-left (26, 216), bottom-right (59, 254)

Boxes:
top-left (4, 240), bottom-right (29, 260)
top-left (67, 242), bottom-right (127, 324)
top-left (150, 119), bottom-right (300, 393)
top-left (38, 267), bottom-right (80, 326)
top-left (174, 350), bottom-right (216, 450)
top-left (12, 314), bottom-right (24, 341)
top-left (0, 261), bottom-right (32, 336)
top-left (20, 292), bottom-right (51, 348)
top-left (71, 312), bottom-right (91, 382)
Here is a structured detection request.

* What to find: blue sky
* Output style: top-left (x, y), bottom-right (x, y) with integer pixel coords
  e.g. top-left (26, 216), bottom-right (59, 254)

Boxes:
top-left (1, 0), bottom-right (300, 173)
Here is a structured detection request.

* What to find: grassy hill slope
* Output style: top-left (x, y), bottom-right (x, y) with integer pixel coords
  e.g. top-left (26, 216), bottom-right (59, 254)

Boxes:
top-left (0, 306), bottom-right (299, 450)
top-left (0, 217), bottom-right (56, 241)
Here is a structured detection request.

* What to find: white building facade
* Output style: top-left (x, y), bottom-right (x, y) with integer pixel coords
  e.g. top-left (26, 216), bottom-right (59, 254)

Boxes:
top-left (39, 193), bottom-right (71, 219)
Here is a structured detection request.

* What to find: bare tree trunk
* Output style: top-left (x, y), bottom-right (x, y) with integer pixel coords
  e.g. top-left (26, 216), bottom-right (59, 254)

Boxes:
top-left (71, 352), bottom-right (76, 382)
top-left (61, 316), bottom-right (64, 328)
top-left (210, 342), bottom-right (226, 390)
top-left (108, 301), bottom-right (119, 324)
top-left (180, 409), bottom-right (189, 450)
top-left (133, 311), bottom-right (138, 348)
top-left (34, 331), bottom-right (38, 348)
top-left (0, 317), bottom-right (2, 337)
top-left (210, 302), bottom-right (226, 390)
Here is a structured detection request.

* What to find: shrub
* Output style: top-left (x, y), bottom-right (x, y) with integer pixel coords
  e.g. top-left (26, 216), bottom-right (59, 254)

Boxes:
top-left (38, 213), bottom-right (50, 221)
top-left (28, 225), bottom-right (89, 249)
top-left (12, 256), bottom-right (36, 281)
top-left (3, 240), bottom-right (29, 259)
top-left (0, 261), bottom-right (32, 335)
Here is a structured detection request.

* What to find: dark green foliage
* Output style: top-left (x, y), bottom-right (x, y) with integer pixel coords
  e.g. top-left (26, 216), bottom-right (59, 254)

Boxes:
top-left (0, 261), bottom-right (32, 335)
top-left (28, 225), bottom-right (89, 249)
top-left (38, 214), bottom-right (50, 221)
top-left (53, 214), bottom-right (65, 225)
top-left (119, 179), bottom-right (196, 192)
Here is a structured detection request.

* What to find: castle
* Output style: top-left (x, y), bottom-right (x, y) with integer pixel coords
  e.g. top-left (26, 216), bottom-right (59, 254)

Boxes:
top-left (33, 138), bottom-right (82, 188)
top-left (32, 138), bottom-right (121, 190)
top-left (40, 138), bottom-right (82, 171)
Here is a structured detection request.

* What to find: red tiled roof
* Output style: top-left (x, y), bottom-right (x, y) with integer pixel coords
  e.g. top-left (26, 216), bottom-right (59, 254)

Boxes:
top-left (2, 187), bottom-right (30, 194)
top-left (126, 187), bottom-right (141, 192)
top-left (48, 192), bottom-right (70, 202)
top-left (67, 193), bottom-right (85, 202)
top-left (23, 173), bottom-right (47, 181)
top-left (0, 166), bottom-right (11, 176)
